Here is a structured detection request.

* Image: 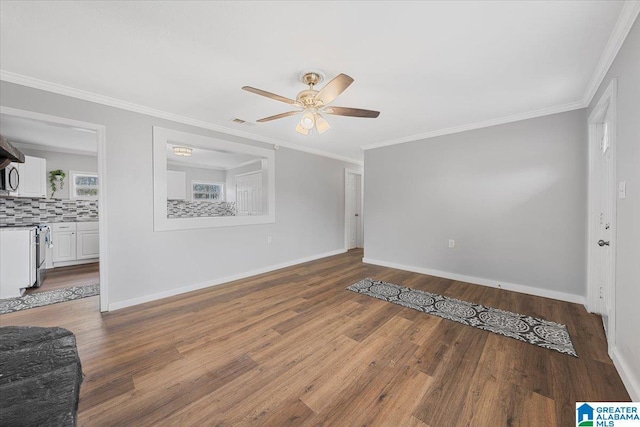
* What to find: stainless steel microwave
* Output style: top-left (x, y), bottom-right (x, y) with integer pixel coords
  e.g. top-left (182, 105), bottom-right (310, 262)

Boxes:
top-left (0, 164), bottom-right (20, 193)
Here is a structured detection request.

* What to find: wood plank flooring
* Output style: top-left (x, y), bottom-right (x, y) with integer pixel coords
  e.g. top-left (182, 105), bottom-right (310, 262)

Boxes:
top-left (0, 249), bottom-right (629, 426)
top-left (23, 263), bottom-right (99, 295)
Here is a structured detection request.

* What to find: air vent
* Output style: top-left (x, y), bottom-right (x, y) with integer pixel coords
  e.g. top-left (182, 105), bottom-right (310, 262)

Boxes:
top-left (231, 118), bottom-right (246, 124)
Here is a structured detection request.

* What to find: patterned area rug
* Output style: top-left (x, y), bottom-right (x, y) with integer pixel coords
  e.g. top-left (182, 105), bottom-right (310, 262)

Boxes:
top-left (0, 283), bottom-right (99, 315)
top-left (347, 278), bottom-right (577, 357)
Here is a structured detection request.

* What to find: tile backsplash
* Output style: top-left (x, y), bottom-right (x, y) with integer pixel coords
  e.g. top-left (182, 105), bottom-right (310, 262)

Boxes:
top-left (0, 197), bottom-right (99, 225)
top-left (167, 200), bottom-right (236, 218)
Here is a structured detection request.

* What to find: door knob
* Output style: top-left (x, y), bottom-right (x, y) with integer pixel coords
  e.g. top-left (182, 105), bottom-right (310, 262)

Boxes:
top-left (598, 240), bottom-right (610, 247)
top-left (355, 214), bottom-right (359, 217)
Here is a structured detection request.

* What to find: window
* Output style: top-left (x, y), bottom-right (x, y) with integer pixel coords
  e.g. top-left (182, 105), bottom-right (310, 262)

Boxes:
top-left (192, 181), bottom-right (224, 202)
top-left (70, 171), bottom-right (98, 200)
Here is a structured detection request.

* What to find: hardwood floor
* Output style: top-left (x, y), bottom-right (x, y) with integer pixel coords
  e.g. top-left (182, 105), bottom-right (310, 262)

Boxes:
top-left (24, 263), bottom-right (99, 295)
top-left (0, 250), bottom-right (629, 426)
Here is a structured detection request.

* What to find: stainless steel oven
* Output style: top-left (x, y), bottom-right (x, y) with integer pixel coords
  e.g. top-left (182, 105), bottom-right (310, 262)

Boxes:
top-left (34, 225), bottom-right (50, 288)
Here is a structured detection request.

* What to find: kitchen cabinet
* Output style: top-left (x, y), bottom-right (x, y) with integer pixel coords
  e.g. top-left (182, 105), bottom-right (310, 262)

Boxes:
top-left (51, 222), bottom-right (99, 267)
top-left (0, 228), bottom-right (36, 298)
top-left (52, 223), bottom-right (76, 263)
top-left (167, 170), bottom-right (186, 200)
top-left (76, 222), bottom-right (99, 259)
top-left (15, 155), bottom-right (47, 198)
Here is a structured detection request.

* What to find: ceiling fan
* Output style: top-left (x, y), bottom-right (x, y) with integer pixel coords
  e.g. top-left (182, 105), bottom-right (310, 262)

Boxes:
top-left (242, 72), bottom-right (380, 135)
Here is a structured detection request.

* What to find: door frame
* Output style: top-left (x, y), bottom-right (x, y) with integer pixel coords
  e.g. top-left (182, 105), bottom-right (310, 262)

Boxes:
top-left (344, 168), bottom-right (363, 250)
top-left (586, 78), bottom-right (617, 352)
top-left (0, 106), bottom-right (109, 312)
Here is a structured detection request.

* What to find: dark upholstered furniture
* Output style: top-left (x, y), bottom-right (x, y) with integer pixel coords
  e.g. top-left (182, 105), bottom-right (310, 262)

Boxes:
top-left (0, 326), bottom-right (83, 426)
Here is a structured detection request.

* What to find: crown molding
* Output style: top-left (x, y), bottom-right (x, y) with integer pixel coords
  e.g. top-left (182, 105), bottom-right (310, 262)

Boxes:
top-left (582, 0), bottom-right (640, 107)
top-left (0, 70), bottom-right (363, 166)
top-left (361, 100), bottom-right (584, 151)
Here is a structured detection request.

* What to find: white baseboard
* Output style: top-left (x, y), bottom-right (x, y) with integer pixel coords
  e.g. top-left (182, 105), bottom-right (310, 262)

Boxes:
top-left (611, 347), bottom-right (640, 401)
top-left (108, 249), bottom-right (346, 311)
top-left (362, 257), bottom-right (586, 305)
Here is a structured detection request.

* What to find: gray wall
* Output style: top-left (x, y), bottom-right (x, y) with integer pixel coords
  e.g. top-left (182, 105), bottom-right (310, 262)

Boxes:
top-left (588, 18), bottom-right (640, 399)
top-left (18, 147), bottom-right (97, 199)
top-left (364, 109), bottom-right (587, 298)
top-left (0, 81), bottom-right (359, 306)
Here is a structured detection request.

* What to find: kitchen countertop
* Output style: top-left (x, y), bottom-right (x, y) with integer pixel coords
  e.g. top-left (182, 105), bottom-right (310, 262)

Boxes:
top-left (0, 225), bottom-right (38, 231)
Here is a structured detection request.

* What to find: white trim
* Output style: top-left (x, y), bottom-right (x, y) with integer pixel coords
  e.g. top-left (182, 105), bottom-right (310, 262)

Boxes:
top-left (0, 71), bottom-right (362, 166)
top-left (360, 101), bottom-right (584, 151)
top-left (51, 258), bottom-right (98, 268)
top-left (362, 257), bottom-right (586, 305)
top-left (582, 1), bottom-right (640, 106)
top-left (586, 78), bottom-right (617, 353)
top-left (611, 347), bottom-right (640, 401)
top-left (344, 168), bottom-right (363, 250)
top-left (108, 248), bottom-right (346, 311)
top-left (0, 106), bottom-right (109, 312)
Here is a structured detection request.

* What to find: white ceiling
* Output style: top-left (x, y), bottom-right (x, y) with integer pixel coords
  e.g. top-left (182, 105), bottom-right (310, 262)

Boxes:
top-left (0, 113), bottom-right (98, 155)
top-left (0, 1), bottom-right (634, 162)
top-left (167, 143), bottom-right (261, 170)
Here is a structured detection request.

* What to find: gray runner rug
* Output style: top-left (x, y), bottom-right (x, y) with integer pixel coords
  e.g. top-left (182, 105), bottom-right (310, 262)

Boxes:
top-left (347, 278), bottom-right (577, 357)
top-left (0, 283), bottom-right (99, 315)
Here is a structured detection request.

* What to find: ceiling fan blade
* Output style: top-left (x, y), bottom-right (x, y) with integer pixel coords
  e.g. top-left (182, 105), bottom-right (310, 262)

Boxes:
top-left (324, 106), bottom-right (380, 118)
top-left (314, 113), bottom-right (331, 134)
top-left (315, 74), bottom-right (354, 106)
top-left (295, 123), bottom-right (310, 135)
top-left (256, 111), bottom-right (301, 123)
top-left (242, 86), bottom-right (299, 105)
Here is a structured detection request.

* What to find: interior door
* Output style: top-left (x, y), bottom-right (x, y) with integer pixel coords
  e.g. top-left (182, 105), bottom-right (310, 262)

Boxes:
top-left (346, 172), bottom-right (358, 249)
top-left (596, 118), bottom-right (615, 333)
top-left (236, 171), bottom-right (262, 216)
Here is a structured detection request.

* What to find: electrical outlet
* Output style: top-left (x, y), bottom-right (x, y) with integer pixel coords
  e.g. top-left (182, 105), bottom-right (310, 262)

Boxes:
top-left (267, 236), bottom-right (273, 244)
top-left (599, 287), bottom-right (604, 299)
top-left (448, 240), bottom-right (455, 248)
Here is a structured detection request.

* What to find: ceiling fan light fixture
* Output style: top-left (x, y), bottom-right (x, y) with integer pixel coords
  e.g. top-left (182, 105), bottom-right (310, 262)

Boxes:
top-left (173, 146), bottom-right (193, 157)
top-left (295, 123), bottom-right (310, 135)
top-left (300, 109), bottom-right (315, 130)
top-left (314, 113), bottom-right (331, 134)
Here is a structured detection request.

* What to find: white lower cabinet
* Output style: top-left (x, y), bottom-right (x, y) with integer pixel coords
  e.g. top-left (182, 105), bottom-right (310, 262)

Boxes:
top-left (76, 222), bottom-right (100, 259)
top-left (52, 224), bottom-right (76, 263)
top-left (51, 222), bottom-right (99, 267)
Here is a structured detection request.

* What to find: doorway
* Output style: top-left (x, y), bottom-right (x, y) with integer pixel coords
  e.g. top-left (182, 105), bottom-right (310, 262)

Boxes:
top-left (587, 79), bottom-right (617, 352)
top-left (344, 169), bottom-right (363, 250)
top-left (0, 106), bottom-right (108, 312)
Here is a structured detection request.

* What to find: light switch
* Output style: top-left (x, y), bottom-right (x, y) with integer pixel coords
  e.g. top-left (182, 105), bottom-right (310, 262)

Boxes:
top-left (619, 181), bottom-right (626, 199)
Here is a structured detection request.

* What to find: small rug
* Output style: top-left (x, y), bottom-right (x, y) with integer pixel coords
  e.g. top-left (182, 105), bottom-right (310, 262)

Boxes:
top-left (347, 278), bottom-right (577, 357)
top-left (0, 283), bottom-right (99, 315)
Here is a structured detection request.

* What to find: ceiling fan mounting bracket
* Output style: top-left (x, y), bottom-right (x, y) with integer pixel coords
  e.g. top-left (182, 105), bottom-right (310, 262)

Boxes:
top-left (299, 71), bottom-right (324, 88)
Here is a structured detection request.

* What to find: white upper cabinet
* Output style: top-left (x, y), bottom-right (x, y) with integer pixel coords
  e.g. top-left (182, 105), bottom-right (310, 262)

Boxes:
top-left (16, 155), bottom-right (47, 198)
top-left (167, 170), bottom-right (187, 200)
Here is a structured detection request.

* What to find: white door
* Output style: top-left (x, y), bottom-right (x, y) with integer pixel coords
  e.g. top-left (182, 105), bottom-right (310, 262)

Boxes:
top-left (345, 170), bottom-right (362, 250)
top-left (587, 79), bottom-right (617, 351)
top-left (236, 172), bottom-right (262, 216)
top-left (596, 118), bottom-right (615, 333)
